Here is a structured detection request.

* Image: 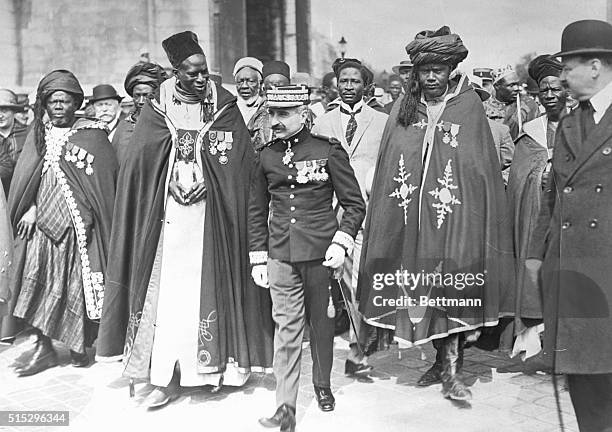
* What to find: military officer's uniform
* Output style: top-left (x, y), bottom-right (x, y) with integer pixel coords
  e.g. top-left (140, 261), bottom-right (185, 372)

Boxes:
top-left (249, 86), bottom-right (365, 415)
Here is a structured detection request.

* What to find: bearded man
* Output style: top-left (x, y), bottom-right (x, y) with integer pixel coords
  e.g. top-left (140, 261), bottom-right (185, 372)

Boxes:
top-left (357, 26), bottom-right (514, 401)
top-left (105, 31), bottom-right (273, 409)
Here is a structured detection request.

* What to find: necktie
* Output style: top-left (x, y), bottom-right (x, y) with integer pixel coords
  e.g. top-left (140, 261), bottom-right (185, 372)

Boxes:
top-left (579, 100), bottom-right (595, 141)
top-left (340, 106), bottom-right (362, 146)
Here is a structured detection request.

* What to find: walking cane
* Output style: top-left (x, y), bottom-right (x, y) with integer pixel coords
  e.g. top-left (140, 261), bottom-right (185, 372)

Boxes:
top-left (329, 268), bottom-right (366, 358)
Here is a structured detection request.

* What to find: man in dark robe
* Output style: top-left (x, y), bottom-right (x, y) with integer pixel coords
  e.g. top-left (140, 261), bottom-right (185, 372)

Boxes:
top-left (111, 62), bottom-right (168, 163)
top-left (506, 55), bottom-right (566, 360)
top-left (357, 26), bottom-right (514, 401)
top-left (103, 31), bottom-right (273, 409)
top-left (6, 70), bottom-right (117, 376)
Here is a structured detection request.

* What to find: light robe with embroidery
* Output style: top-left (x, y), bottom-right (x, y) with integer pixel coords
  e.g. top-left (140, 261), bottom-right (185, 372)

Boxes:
top-left (100, 78), bottom-right (274, 379)
top-left (357, 76), bottom-right (515, 346)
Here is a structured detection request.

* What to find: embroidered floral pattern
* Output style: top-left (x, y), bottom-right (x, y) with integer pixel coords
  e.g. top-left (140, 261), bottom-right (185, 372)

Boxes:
top-left (389, 154), bottom-right (418, 225)
top-left (43, 125), bottom-right (105, 320)
top-left (429, 159), bottom-right (461, 229)
top-left (199, 310), bottom-right (218, 344)
top-left (123, 311), bottom-right (142, 358)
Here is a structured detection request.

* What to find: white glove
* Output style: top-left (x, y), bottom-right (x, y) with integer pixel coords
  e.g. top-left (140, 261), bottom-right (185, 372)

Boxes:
top-left (251, 264), bottom-right (269, 288)
top-left (322, 243), bottom-right (346, 269)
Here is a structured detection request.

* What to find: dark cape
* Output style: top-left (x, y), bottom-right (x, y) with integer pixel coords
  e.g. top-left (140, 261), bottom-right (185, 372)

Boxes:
top-left (357, 76), bottom-right (515, 346)
top-left (506, 116), bottom-right (550, 340)
top-left (1, 120), bottom-right (117, 341)
top-left (110, 117), bottom-right (135, 165)
top-left (99, 83), bottom-right (273, 377)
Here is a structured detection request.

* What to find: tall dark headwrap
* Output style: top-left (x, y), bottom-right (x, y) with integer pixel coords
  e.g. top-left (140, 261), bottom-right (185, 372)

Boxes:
top-left (399, 26), bottom-right (468, 127)
top-left (162, 31), bottom-right (205, 69)
top-left (405, 26), bottom-right (468, 68)
top-left (124, 62), bottom-right (168, 123)
top-left (528, 55), bottom-right (563, 84)
top-left (32, 69), bottom-right (84, 155)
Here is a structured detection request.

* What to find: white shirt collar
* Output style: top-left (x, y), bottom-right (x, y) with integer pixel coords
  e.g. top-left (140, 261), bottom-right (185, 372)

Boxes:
top-left (589, 79), bottom-right (612, 124)
top-left (339, 99), bottom-right (363, 113)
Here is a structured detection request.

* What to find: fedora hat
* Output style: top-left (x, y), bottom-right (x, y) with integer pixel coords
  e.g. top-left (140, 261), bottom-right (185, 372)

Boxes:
top-left (89, 84), bottom-right (122, 103)
top-left (0, 89), bottom-right (23, 110)
top-left (555, 20), bottom-right (612, 58)
top-left (392, 60), bottom-right (413, 75)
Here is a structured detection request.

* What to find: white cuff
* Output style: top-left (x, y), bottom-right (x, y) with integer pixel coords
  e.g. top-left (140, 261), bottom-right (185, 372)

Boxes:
top-left (332, 231), bottom-right (354, 255)
top-left (249, 251), bottom-right (268, 265)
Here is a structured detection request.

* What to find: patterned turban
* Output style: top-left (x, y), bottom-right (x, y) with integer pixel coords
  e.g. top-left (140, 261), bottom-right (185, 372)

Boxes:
top-left (405, 26), bottom-right (468, 68)
top-left (37, 69), bottom-right (84, 107)
top-left (124, 62), bottom-right (168, 97)
top-left (528, 55), bottom-right (563, 84)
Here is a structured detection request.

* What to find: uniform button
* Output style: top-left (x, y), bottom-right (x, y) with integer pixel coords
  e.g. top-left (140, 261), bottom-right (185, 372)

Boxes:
top-left (290, 206), bottom-right (296, 211)
top-left (604, 147), bottom-right (612, 155)
top-left (596, 184), bottom-right (603, 193)
top-left (562, 221), bottom-right (571, 230)
top-left (289, 194), bottom-right (295, 199)
top-left (589, 219), bottom-right (598, 228)
top-left (565, 153), bottom-right (572, 161)
top-left (288, 175), bottom-right (293, 179)
top-left (290, 184), bottom-right (295, 189)
top-left (290, 218), bottom-right (296, 224)
top-left (288, 163), bottom-right (294, 168)
top-left (563, 186), bottom-right (573, 194)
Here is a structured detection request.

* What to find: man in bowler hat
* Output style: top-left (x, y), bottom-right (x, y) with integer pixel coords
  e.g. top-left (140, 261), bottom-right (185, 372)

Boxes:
top-left (528, 19), bottom-right (612, 431)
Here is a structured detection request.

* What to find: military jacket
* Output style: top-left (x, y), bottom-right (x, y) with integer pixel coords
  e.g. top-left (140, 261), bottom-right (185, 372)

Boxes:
top-left (249, 126), bottom-right (365, 263)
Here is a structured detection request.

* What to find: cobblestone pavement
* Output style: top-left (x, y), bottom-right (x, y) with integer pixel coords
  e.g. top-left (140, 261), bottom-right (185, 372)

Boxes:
top-left (0, 334), bottom-right (578, 432)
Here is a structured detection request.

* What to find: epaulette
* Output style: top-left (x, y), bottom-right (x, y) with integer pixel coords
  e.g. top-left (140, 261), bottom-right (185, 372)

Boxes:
top-left (310, 132), bottom-right (340, 145)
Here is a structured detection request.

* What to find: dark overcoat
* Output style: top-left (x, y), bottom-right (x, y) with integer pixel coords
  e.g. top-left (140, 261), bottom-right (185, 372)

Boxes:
top-left (529, 103), bottom-right (612, 374)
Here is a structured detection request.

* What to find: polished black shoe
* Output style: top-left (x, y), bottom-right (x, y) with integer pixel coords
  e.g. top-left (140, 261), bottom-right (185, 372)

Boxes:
top-left (258, 404), bottom-right (296, 431)
top-left (417, 362), bottom-right (442, 386)
top-left (345, 359), bottom-right (373, 376)
top-left (70, 350), bottom-right (90, 368)
top-left (14, 336), bottom-right (58, 377)
top-left (314, 386), bottom-right (335, 412)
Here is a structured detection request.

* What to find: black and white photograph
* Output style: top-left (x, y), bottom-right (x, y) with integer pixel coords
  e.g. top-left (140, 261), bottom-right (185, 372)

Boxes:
top-left (1, 0), bottom-right (611, 431)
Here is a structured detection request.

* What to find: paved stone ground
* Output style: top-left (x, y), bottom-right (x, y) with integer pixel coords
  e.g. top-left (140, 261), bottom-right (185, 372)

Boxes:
top-left (0, 334), bottom-right (579, 432)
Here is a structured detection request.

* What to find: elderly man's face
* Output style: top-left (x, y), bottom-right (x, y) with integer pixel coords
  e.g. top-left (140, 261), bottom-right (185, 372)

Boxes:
top-left (399, 67), bottom-right (412, 83)
top-left (176, 54), bottom-right (209, 97)
top-left (338, 67), bottom-right (365, 106)
top-left (388, 79), bottom-right (403, 101)
top-left (268, 106), bottom-right (306, 140)
top-left (495, 72), bottom-right (520, 103)
top-left (417, 63), bottom-right (451, 100)
top-left (0, 107), bottom-right (16, 130)
top-left (93, 98), bottom-right (120, 124)
top-left (46, 91), bottom-right (78, 127)
top-left (560, 56), bottom-right (599, 102)
top-left (132, 83), bottom-right (155, 108)
top-left (263, 74), bottom-right (289, 91)
top-left (538, 76), bottom-right (567, 118)
top-left (235, 67), bottom-right (261, 100)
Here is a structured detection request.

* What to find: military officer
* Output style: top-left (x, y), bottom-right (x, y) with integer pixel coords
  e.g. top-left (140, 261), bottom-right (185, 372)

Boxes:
top-left (249, 85), bottom-right (365, 432)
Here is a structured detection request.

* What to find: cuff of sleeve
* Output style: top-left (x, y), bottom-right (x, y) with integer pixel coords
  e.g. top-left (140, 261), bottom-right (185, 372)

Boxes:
top-left (332, 231), bottom-right (354, 255)
top-left (249, 251), bottom-right (268, 265)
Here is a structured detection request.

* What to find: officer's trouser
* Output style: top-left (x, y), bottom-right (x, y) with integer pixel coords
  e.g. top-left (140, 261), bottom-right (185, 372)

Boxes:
top-left (268, 258), bottom-right (335, 408)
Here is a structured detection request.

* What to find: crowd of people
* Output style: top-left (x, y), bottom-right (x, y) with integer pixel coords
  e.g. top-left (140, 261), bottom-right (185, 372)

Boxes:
top-left (0, 17), bottom-right (612, 432)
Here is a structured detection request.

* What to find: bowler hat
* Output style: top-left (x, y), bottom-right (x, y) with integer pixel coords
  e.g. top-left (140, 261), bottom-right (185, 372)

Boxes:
top-left (90, 84), bottom-right (122, 103)
top-left (555, 20), bottom-right (612, 58)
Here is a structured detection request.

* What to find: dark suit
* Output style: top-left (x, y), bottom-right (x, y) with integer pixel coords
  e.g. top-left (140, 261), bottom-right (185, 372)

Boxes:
top-left (249, 126), bottom-right (365, 408)
top-left (529, 96), bottom-right (612, 431)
